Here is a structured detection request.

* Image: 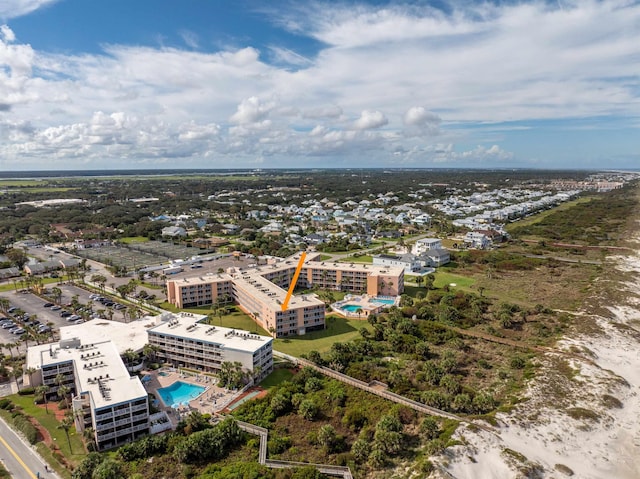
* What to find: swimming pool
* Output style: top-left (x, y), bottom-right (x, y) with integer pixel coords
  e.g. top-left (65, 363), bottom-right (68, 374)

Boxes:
top-left (157, 381), bottom-right (206, 407)
top-left (373, 297), bottom-right (396, 305)
top-left (341, 304), bottom-right (366, 312)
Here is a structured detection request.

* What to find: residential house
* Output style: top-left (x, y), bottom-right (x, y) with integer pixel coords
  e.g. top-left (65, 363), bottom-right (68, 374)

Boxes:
top-left (161, 226), bottom-right (187, 237)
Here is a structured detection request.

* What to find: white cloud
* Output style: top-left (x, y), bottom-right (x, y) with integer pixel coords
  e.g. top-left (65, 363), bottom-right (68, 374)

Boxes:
top-left (1, 1), bottom-right (639, 168)
top-left (1, 24), bottom-right (15, 42)
top-left (353, 110), bottom-right (388, 130)
top-left (403, 106), bottom-right (441, 137)
top-left (179, 30), bottom-right (200, 49)
top-left (268, 46), bottom-right (312, 67)
top-left (229, 97), bottom-right (274, 125)
top-left (0, 0), bottom-right (58, 20)
top-left (302, 105), bottom-right (343, 119)
top-left (403, 106), bottom-right (440, 127)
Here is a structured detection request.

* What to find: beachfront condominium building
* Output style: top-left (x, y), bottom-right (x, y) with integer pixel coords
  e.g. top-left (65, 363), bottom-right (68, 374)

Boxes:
top-left (166, 273), bottom-right (234, 308)
top-left (165, 253), bottom-right (404, 337)
top-left (26, 337), bottom-right (149, 451)
top-left (147, 312), bottom-right (273, 378)
top-left (411, 238), bottom-right (443, 256)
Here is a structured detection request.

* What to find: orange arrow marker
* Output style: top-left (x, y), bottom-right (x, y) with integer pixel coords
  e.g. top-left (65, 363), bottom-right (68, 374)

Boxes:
top-left (281, 252), bottom-right (307, 311)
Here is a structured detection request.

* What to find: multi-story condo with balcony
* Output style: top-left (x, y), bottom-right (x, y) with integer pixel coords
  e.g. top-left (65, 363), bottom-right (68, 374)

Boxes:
top-left (26, 337), bottom-right (149, 451)
top-left (147, 312), bottom-right (273, 378)
top-left (166, 253), bottom-right (404, 337)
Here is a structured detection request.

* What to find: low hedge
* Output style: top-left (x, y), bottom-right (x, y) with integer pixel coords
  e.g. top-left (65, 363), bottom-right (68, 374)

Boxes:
top-left (11, 412), bottom-right (39, 444)
top-left (18, 387), bottom-right (35, 395)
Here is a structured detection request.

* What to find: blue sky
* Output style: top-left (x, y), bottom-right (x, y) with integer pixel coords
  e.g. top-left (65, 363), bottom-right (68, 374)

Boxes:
top-left (0, 0), bottom-right (639, 170)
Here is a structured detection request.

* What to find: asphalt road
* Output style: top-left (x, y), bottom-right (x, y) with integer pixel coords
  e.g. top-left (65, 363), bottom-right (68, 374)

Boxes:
top-left (0, 415), bottom-right (59, 479)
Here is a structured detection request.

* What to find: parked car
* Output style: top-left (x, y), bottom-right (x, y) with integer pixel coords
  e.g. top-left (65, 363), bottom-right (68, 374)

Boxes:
top-left (7, 307), bottom-right (17, 313)
top-left (67, 315), bottom-right (81, 321)
top-left (60, 311), bottom-right (72, 318)
top-left (43, 302), bottom-right (54, 308)
top-left (38, 325), bottom-right (51, 333)
top-left (51, 305), bottom-right (62, 311)
top-left (0, 320), bottom-right (13, 327)
top-left (73, 319), bottom-right (84, 325)
top-left (1, 322), bottom-right (16, 329)
top-left (12, 328), bottom-right (26, 335)
top-left (113, 304), bottom-right (126, 310)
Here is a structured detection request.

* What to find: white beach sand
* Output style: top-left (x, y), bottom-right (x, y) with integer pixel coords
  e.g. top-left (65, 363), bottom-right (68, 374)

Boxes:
top-left (435, 245), bottom-right (640, 479)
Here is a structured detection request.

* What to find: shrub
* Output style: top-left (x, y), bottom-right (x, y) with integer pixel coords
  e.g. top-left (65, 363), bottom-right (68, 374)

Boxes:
top-left (298, 399), bottom-right (319, 421)
top-left (0, 398), bottom-right (12, 410)
top-left (510, 356), bottom-right (526, 369)
top-left (267, 435), bottom-right (292, 455)
top-left (18, 387), bottom-right (35, 396)
top-left (342, 407), bottom-right (368, 431)
top-left (13, 415), bottom-right (38, 444)
top-left (71, 452), bottom-right (104, 479)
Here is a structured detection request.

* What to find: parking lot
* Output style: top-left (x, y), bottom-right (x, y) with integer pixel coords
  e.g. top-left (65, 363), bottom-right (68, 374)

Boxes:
top-left (0, 284), bottom-right (130, 353)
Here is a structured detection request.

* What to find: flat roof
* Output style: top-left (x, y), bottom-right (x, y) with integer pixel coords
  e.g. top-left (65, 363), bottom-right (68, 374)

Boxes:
top-left (27, 339), bottom-right (147, 409)
top-left (60, 317), bottom-right (157, 354)
top-left (147, 312), bottom-right (272, 353)
top-left (170, 272), bottom-right (233, 286)
top-left (233, 273), bottom-right (324, 312)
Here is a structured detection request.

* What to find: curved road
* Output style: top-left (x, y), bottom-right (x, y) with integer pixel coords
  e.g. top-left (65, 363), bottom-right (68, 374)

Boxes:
top-left (0, 416), bottom-right (58, 479)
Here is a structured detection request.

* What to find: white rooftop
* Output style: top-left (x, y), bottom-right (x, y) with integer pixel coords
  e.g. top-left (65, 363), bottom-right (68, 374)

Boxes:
top-left (232, 272), bottom-right (324, 312)
top-left (60, 317), bottom-right (158, 354)
top-left (27, 338), bottom-right (147, 409)
top-left (147, 312), bottom-right (272, 354)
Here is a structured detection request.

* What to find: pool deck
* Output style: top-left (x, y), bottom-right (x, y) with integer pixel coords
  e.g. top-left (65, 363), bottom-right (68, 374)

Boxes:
top-left (331, 294), bottom-right (399, 318)
top-left (143, 368), bottom-right (243, 426)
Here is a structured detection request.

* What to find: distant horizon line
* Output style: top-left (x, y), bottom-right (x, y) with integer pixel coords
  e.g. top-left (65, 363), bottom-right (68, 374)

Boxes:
top-left (1, 166), bottom-right (635, 177)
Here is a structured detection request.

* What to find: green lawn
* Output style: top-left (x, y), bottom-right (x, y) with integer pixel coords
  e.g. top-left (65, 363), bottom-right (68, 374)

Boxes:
top-left (2, 394), bottom-right (85, 471)
top-left (0, 180), bottom-right (43, 186)
top-left (119, 236), bottom-right (150, 244)
top-left (274, 316), bottom-right (372, 356)
top-left (178, 306), bottom-right (270, 336)
top-left (258, 369), bottom-right (294, 390)
top-left (432, 271), bottom-right (476, 290)
top-left (340, 255), bottom-right (373, 263)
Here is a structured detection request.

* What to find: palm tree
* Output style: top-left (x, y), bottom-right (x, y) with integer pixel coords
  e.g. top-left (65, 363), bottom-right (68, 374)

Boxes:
top-left (12, 363), bottom-right (24, 392)
top-left (123, 349), bottom-right (138, 371)
top-left (5, 342), bottom-right (17, 360)
top-left (82, 426), bottom-right (97, 452)
top-left (36, 384), bottom-right (50, 413)
top-left (355, 308), bottom-right (363, 319)
top-left (142, 343), bottom-right (160, 363)
top-left (0, 298), bottom-right (9, 315)
top-left (51, 287), bottom-right (62, 305)
top-left (58, 410), bottom-right (75, 453)
top-left (58, 384), bottom-right (71, 409)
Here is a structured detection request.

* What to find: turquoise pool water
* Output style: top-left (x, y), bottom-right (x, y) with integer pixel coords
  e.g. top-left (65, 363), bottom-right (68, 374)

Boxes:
top-left (342, 304), bottom-right (366, 312)
top-left (373, 297), bottom-right (395, 305)
top-left (157, 381), bottom-right (206, 407)
top-left (158, 371), bottom-right (170, 377)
